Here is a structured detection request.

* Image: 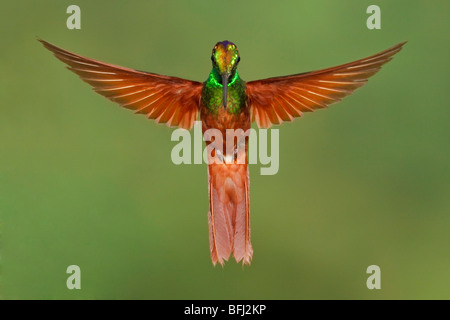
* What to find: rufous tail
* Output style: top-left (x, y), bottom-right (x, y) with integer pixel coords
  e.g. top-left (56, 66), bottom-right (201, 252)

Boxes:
top-left (207, 163), bottom-right (253, 266)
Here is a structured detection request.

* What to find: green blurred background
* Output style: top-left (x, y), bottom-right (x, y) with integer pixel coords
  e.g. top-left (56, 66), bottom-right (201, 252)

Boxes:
top-left (1, 0), bottom-right (450, 299)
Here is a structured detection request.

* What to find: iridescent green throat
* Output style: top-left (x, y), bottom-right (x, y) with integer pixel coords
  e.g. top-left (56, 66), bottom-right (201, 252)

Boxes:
top-left (206, 68), bottom-right (240, 88)
top-left (203, 69), bottom-right (246, 115)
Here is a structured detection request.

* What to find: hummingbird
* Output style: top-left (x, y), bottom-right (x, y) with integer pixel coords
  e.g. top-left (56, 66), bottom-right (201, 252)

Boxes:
top-left (40, 39), bottom-right (405, 266)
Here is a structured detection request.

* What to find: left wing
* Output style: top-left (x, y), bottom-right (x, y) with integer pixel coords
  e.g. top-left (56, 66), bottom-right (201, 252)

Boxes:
top-left (40, 40), bottom-right (203, 129)
top-left (246, 42), bottom-right (406, 128)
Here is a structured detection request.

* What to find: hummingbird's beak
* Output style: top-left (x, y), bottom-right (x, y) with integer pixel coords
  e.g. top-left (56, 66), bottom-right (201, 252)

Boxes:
top-left (222, 73), bottom-right (229, 107)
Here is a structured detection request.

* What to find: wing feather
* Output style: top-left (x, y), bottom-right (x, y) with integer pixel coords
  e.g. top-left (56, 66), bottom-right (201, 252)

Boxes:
top-left (246, 42), bottom-right (406, 128)
top-left (40, 40), bottom-right (202, 129)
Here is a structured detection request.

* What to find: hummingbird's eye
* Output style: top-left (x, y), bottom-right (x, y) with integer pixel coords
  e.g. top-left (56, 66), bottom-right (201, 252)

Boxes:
top-left (237, 57), bottom-right (240, 63)
top-left (211, 56), bottom-right (216, 64)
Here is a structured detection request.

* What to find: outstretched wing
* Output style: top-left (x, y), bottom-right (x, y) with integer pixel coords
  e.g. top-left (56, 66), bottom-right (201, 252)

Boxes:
top-left (40, 40), bottom-right (203, 129)
top-left (246, 42), bottom-right (406, 128)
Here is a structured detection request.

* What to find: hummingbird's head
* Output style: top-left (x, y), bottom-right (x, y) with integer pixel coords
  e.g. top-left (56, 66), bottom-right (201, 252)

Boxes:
top-left (211, 40), bottom-right (240, 76)
top-left (211, 41), bottom-right (240, 107)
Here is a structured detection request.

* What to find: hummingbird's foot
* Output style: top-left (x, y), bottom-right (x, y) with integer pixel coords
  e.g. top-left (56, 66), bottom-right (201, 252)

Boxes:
top-left (214, 148), bottom-right (238, 164)
top-left (215, 149), bottom-right (225, 163)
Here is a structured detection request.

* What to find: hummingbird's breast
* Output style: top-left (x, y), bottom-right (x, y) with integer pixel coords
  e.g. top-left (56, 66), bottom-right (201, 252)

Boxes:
top-left (200, 79), bottom-right (251, 161)
top-left (200, 79), bottom-right (250, 133)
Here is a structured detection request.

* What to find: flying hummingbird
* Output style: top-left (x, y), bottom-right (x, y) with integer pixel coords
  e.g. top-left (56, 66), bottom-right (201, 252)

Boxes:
top-left (40, 39), bottom-right (405, 266)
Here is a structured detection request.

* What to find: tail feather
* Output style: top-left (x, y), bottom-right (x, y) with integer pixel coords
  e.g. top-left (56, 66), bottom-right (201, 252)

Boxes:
top-left (208, 163), bottom-right (253, 266)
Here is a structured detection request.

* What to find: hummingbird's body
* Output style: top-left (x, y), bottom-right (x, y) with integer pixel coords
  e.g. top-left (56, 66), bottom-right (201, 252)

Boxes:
top-left (201, 46), bottom-right (252, 264)
top-left (40, 39), bottom-right (405, 266)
